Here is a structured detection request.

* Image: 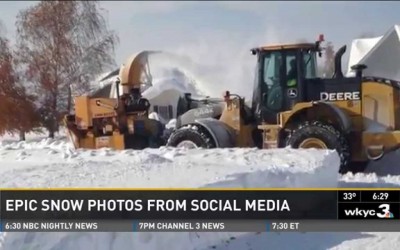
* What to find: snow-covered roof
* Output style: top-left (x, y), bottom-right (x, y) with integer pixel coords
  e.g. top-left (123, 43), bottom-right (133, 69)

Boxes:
top-left (347, 24), bottom-right (400, 81)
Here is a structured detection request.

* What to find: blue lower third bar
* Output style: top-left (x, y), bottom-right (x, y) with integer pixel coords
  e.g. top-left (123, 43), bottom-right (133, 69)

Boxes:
top-left (265, 220), bottom-right (269, 232)
top-left (132, 221), bottom-right (137, 232)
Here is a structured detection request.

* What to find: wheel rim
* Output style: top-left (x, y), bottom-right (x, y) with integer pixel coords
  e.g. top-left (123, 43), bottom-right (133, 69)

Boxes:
top-left (176, 140), bottom-right (198, 149)
top-left (298, 138), bottom-right (327, 149)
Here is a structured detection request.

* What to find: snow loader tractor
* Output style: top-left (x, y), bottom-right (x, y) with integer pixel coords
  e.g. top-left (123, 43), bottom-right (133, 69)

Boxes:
top-left (167, 35), bottom-right (400, 173)
top-left (64, 51), bottom-right (165, 150)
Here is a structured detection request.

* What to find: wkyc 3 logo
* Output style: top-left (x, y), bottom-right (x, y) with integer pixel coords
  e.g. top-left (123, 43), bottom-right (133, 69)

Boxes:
top-left (344, 204), bottom-right (394, 218)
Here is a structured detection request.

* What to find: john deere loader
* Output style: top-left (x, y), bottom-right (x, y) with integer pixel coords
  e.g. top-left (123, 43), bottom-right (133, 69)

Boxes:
top-left (167, 35), bottom-right (400, 173)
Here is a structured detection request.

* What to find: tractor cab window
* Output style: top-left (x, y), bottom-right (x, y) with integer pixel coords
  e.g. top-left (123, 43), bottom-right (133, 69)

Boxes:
top-left (263, 52), bottom-right (282, 89)
top-left (262, 51), bottom-right (283, 111)
top-left (303, 50), bottom-right (317, 79)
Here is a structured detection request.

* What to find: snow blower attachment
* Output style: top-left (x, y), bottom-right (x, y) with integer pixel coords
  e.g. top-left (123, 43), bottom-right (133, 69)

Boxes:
top-left (167, 34), bottom-right (400, 173)
top-left (64, 51), bottom-right (165, 150)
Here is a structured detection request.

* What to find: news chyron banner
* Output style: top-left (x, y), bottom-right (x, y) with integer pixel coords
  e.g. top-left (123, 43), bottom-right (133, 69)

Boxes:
top-left (1, 189), bottom-right (400, 232)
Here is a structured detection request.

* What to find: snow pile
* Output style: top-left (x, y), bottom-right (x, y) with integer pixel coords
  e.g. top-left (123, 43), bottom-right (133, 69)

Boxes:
top-left (0, 137), bottom-right (70, 151)
top-left (0, 134), bottom-right (343, 250)
top-left (1, 134), bottom-right (400, 249)
top-left (0, 141), bottom-right (340, 188)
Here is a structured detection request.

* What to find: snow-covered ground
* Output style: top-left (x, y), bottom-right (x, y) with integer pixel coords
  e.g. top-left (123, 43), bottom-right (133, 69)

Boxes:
top-left (1, 131), bottom-right (400, 250)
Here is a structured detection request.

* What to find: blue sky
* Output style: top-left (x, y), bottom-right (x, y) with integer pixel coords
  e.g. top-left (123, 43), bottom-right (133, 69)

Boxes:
top-left (1, 1), bottom-right (400, 64)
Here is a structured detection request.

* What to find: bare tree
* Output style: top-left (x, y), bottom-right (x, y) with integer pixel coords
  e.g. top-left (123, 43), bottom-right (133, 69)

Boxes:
top-left (0, 30), bottom-right (39, 140)
top-left (15, 1), bottom-right (119, 138)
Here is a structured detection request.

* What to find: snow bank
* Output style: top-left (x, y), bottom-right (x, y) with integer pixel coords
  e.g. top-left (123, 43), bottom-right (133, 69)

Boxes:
top-left (1, 135), bottom-right (400, 249)
top-left (340, 150), bottom-right (400, 188)
top-left (0, 140), bottom-right (340, 188)
top-left (0, 135), bottom-right (343, 250)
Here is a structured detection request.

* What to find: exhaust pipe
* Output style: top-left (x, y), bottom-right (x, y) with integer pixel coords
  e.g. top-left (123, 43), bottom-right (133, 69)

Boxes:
top-left (332, 45), bottom-right (346, 78)
top-left (351, 64), bottom-right (368, 78)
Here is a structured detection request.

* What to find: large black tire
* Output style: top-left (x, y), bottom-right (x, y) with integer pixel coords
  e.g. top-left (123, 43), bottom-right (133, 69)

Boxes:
top-left (167, 125), bottom-right (216, 148)
top-left (286, 121), bottom-right (351, 172)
